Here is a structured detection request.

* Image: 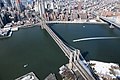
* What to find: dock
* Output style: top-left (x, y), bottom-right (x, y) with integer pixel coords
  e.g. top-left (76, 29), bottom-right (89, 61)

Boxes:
top-left (44, 73), bottom-right (57, 80)
top-left (15, 72), bottom-right (39, 80)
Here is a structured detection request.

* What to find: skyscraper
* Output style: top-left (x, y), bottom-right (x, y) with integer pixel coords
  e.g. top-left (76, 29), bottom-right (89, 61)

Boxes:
top-left (0, 0), bottom-right (12, 7)
top-left (38, 0), bottom-right (45, 17)
top-left (6, 0), bottom-right (12, 6)
top-left (0, 0), bottom-right (4, 8)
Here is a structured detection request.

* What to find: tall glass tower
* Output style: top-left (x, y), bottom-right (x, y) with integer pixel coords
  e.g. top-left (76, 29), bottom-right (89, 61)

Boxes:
top-left (6, 0), bottom-right (12, 6)
top-left (0, 0), bottom-right (12, 7)
top-left (10, 0), bottom-right (28, 8)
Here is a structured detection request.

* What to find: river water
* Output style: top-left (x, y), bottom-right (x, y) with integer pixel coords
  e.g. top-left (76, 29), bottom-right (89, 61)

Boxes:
top-left (0, 26), bottom-right (68, 80)
top-left (50, 23), bottom-right (120, 64)
top-left (0, 23), bottom-right (120, 80)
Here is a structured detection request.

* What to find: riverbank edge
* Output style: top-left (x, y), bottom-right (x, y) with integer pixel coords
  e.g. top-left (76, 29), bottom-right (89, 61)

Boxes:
top-left (46, 21), bottom-right (107, 24)
top-left (3, 21), bottom-right (108, 32)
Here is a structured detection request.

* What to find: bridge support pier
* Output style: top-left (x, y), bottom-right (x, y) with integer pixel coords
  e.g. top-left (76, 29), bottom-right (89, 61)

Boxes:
top-left (109, 24), bottom-right (114, 29)
top-left (40, 18), bottom-right (46, 29)
top-left (41, 25), bottom-right (44, 29)
top-left (40, 22), bottom-right (45, 29)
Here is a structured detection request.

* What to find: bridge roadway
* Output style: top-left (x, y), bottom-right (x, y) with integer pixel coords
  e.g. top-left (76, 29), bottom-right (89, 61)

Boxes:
top-left (100, 16), bottom-right (120, 28)
top-left (39, 19), bottom-right (96, 80)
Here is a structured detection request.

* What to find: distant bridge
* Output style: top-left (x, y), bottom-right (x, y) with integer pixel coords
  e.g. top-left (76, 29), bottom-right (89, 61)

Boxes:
top-left (39, 18), bottom-right (96, 80)
top-left (100, 16), bottom-right (120, 28)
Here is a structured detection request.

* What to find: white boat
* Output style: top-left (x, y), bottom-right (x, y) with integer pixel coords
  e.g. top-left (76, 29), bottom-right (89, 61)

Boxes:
top-left (23, 64), bottom-right (28, 68)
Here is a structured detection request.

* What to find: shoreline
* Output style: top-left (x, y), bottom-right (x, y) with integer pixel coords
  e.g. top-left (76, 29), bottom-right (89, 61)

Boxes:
top-left (46, 21), bottom-right (107, 24)
top-left (0, 21), bottom-right (108, 38)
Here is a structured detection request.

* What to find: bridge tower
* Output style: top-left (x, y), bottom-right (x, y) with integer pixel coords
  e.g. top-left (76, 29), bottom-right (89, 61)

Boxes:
top-left (68, 49), bottom-right (79, 70)
top-left (68, 53), bottom-right (74, 70)
top-left (76, 49), bottom-right (81, 61)
top-left (74, 50), bottom-right (77, 62)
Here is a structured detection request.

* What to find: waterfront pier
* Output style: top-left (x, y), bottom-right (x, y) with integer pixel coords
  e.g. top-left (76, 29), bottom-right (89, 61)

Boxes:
top-left (39, 18), bottom-right (96, 80)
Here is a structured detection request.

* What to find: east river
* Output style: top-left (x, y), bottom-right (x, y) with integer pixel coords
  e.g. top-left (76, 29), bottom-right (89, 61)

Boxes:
top-left (0, 23), bottom-right (120, 80)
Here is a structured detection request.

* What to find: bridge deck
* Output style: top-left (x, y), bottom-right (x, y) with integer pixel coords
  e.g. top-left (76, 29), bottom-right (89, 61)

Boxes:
top-left (39, 19), bottom-right (96, 80)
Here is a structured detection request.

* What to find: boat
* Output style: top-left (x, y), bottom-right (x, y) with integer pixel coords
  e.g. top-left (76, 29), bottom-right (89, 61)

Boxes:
top-left (23, 64), bottom-right (28, 68)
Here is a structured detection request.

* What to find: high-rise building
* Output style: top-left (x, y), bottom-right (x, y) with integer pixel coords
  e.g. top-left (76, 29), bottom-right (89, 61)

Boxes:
top-left (0, 0), bottom-right (4, 8)
top-left (34, 0), bottom-right (45, 17)
top-left (77, 0), bottom-right (82, 12)
top-left (5, 0), bottom-right (12, 6)
top-left (38, 0), bottom-right (45, 17)
top-left (0, 0), bottom-right (12, 7)
top-left (10, 0), bottom-right (28, 7)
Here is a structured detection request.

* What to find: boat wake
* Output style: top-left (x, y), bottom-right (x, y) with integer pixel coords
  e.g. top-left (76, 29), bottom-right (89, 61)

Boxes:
top-left (73, 37), bottom-right (120, 42)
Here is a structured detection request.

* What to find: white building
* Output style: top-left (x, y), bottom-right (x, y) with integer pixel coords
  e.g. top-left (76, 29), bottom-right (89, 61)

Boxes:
top-left (116, 16), bottom-right (120, 24)
top-left (44, 0), bottom-right (54, 10)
